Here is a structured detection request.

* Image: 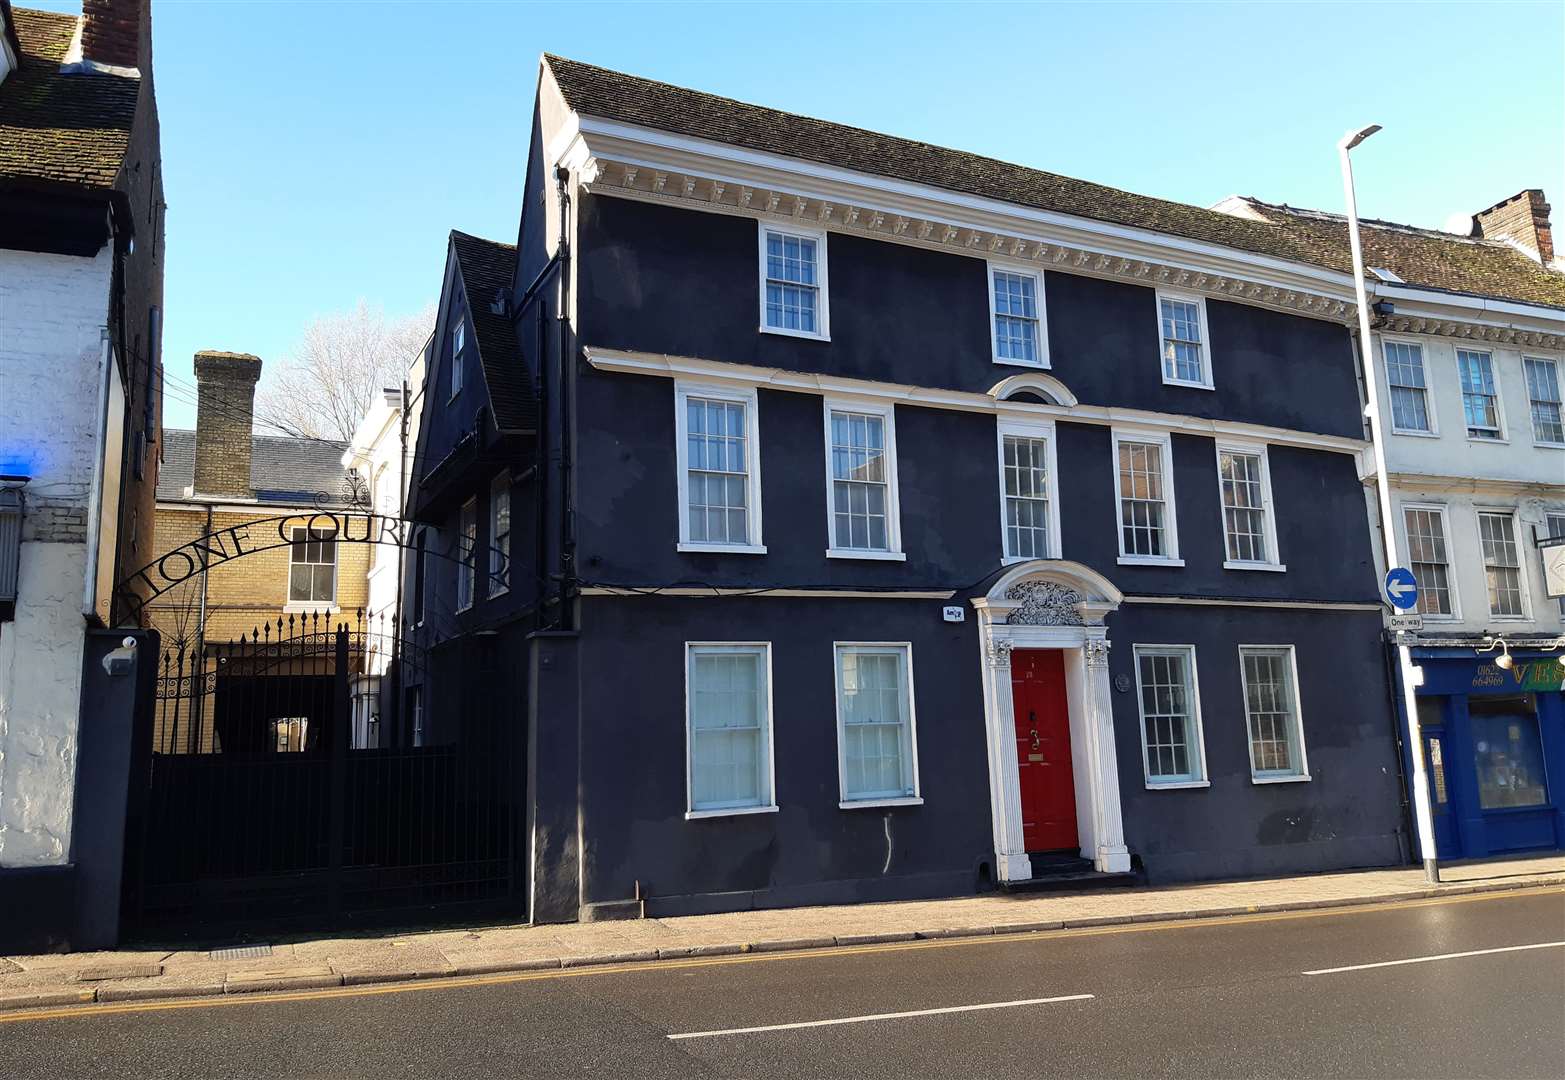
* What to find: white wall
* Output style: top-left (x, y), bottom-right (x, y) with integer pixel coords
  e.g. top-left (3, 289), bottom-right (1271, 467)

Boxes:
top-left (1370, 328), bottom-right (1565, 638)
top-left (0, 244), bottom-right (114, 867)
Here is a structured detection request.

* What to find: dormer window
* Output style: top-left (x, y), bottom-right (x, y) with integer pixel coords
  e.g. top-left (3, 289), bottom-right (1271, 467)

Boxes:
top-left (449, 319), bottom-right (465, 401)
top-left (989, 264), bottom-right (1048, 368)
top-left (1156, 291), bottom-right (1212, 390)
top-left (759, 223), bottom-right (829, 340)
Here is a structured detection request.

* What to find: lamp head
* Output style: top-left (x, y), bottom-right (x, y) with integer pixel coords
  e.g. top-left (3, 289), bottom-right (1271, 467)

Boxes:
top-left (1495, 652), bottom-right (1514, 670)
top-left (1340, 124), bottom-right (1383, 151)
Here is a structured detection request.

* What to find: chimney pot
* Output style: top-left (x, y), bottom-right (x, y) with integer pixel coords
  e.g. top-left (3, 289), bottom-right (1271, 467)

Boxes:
top-left (192, 351), bottom-right (261, 499)
top-left (1473, 189), bottom-right (1554, 266)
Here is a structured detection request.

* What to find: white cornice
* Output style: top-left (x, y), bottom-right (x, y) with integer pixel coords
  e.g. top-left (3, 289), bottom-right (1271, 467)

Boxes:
top-left (1376, 473), bottom-right (1565, 499)
top-left (584, 346), bottom-right (1369, 456)
top-left (563, 114), bottom-right (1565, 349)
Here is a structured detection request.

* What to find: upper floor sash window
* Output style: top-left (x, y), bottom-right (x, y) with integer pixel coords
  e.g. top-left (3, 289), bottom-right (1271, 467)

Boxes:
top-left (449, 319), bottom-right (465, 401)
top-left (1523, 356), bottom-right (1564, 446)
top-left (1384, 340), bottom-right (1432, 434)
top-left (1403, 505), bottom-right (1456, 618)
top-left (1216, 441), bottom-right (1282, 571)
top-left (989, 265), bottom-right (1048, 367)
top-left (997, 418), bottom-right (1059, 563)
top-left (288, 526), bottom-right (337, 606)
top-left (759, 223), bottom-right (829, 340)
top-left (489, 472), bottom-right (511, 596)
top-left (824, 399), bottom-right (903, 561)
top-left (1458, 349), bottom-right (1503, 440)
top-left (1477, 510), bottom-right (1526, 618)
top-left (676, 382), bottom-right (765, 554)
top-left (1156, 291), bottom-right (1212, 390)
top-left (1547, 512), bottom-right (1565, 616)
top-left (456, 497), bottom-right (477, 612)
top-left (1113, 428), bottom-right (1181, 566)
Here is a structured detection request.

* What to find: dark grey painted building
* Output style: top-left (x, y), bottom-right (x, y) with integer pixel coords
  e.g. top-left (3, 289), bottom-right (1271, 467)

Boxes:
top-left (405, 57), bottom-right (1415, 924)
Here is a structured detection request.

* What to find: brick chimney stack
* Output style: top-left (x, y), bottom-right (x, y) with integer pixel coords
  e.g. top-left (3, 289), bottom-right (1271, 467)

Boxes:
top-left (79, 0), bottom-right (149, 73)
top-left (1473, 189), bottom-right (1555, 266)
top-left (192, 351), bottom-right (261, 499)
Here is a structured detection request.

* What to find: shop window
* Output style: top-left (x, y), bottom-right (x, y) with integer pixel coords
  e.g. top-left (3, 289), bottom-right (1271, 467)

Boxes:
top-left (1468, 695), bottom-right (1548, 809)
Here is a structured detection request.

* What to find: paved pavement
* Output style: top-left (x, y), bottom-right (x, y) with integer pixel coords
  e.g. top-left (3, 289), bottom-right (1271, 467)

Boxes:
top-left (0, 887), bottom-right (1559, 1078)
top-left (1, 854), bottom-right (1561, 1012)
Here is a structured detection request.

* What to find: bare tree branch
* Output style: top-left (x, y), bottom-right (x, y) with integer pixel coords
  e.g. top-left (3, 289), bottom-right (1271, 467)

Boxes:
top-left (256, 301), bottom-right (434, 442)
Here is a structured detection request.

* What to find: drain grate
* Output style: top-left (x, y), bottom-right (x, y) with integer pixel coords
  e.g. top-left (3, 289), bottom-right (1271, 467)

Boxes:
top-left (210, 944), bottom-right (273, 961)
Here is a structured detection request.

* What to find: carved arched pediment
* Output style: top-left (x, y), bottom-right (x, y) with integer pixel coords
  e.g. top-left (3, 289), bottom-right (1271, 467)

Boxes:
top-left (1005, 580), bottom-right (1085, 625)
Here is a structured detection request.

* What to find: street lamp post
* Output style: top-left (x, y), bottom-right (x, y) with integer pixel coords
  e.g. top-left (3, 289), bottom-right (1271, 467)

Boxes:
top-left (1338, 124), bottom-right (1440, 884)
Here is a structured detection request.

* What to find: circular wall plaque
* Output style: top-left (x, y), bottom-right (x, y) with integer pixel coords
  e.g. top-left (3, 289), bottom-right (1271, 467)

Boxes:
top-left (1113, 673), bottom-right (1132, 693)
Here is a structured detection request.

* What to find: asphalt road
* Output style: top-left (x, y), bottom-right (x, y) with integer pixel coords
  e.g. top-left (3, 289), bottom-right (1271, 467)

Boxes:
top-left (2, 888), bottom-right (1562, 1079)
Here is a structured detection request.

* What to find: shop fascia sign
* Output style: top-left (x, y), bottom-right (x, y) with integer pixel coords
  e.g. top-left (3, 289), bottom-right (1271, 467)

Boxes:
top-left (1472, 659), bottom-right (1565, 693)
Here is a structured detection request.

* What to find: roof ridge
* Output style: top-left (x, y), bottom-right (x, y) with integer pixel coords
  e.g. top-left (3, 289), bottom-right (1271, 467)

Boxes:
top-left (450, 228), bottom-right (515, 251)
top-left (1242, 197), bottom-right (1514, 249)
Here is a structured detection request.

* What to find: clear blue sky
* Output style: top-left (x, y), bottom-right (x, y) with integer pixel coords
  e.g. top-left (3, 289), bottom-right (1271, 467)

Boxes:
top-left (32, 1), bottom-right (1565, 429)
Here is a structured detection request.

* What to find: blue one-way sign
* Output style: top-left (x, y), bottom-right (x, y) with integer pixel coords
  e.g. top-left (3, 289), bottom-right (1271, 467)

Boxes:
top-left (1385, 567), bottom-right (1419, 610)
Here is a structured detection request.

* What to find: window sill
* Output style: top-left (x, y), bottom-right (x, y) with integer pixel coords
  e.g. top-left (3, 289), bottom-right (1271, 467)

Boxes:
top-left (678, 542), bottom-right (769, 556)
top-left (284, 602), bottom-right (340, 614)
top-left (1161, 377), bottom-right (1215, 392)
top-left (1224, 560), bottom-right (1287, 573)
top-left (1391, 428), bottom-right (1439, 439)
top-left (1002, 554), bottom-right (1053, 566)
top-left (1145, 779), bottom-right (1211, 790)
top-left (760, 324), bottom-right (830, 343)
top-left (1465, 435), bottom-right (1508, 445)
top-left (826, 548), bottom-right (907, 562)
top-left (1534, 441), bottom-right (1565, 450)
top-left (685, 804), bottom-right (779, 821)
top-left (839, 796), bottom-right (923, 810)
top-left (1484, 615), bottom-right (1534, 623)
top-left (991, 357), bottom-right (1051, 370)
top-left (1117, 555), bottom-right (1185, 568)
top-left (1251, 774), bottom-right (1311, 785)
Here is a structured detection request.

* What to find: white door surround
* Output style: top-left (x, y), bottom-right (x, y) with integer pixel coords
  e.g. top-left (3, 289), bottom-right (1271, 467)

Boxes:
top-left (972, 559), bottom-right (1131, 881)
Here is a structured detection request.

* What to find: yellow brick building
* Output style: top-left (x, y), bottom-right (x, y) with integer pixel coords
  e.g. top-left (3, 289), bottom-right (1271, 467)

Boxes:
top-left (145, 351), bottom-right (374, 752)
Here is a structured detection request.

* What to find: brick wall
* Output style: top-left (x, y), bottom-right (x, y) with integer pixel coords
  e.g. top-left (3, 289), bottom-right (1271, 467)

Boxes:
top-left (1474, 189), bottom-right (1554, 264)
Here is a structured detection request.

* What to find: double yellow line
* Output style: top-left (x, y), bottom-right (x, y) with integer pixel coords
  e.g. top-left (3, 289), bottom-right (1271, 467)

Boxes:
top-left (3, 884), bottom-right (1559, 1026)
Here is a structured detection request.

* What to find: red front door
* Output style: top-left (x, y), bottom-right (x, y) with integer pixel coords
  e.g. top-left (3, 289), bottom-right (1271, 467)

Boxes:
top-left (1011, 649), bottom-right (1079, 852)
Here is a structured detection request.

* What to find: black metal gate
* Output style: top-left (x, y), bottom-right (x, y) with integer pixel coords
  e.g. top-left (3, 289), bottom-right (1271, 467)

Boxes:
top-left (121, 612), bottom-right (525, 939)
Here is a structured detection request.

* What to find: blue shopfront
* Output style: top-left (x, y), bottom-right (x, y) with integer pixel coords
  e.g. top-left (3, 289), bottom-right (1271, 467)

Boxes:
top-left (1407, 645), bottom-right (1565, 860)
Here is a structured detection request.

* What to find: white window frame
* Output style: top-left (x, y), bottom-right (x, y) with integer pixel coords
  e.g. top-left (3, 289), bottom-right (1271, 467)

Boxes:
top-left (1155, 290), bottom-right (1214, 390)
top-left (1522, 355), bottom-right (1565, 448)
top-left (1400, 502), bottom-right (1461, 622)
top-left (1132, 644), bottom-right (1210, 790)
top-left (684, 642), bottom-right (778, 820)
top-left (456, 497), bottom-right (477, 612)
top-left (488, 471), bottom-right (511, 597)
top-left (1475, 507), bottom-right (1531, 621)
top-left (449, 318), bottom-right (465, 402)
top-left (285, 525), bottom-right (339, 612)
top-left (1381, 336), bottom-right (1438, 437)
top-left (674, 381), bottom-right (766, 555)
top-left (833, 641), bottom-right (922, 809)
top-left (1237, 644), bottom-right (1311, 784)
top-left (822, 396), bottom-right (905, 561)
top-left (987, 261), bottom-right (1049, 369)
top-left (758, 221), bottom-right (830, 341)
top-left (1111, 427), bottom-right (1183, 567)
top-left (1214, 439), bottom-right (1284, 572)
top-left (996, 416), bottom-right (1062, 564)
top-left (1456, 348), bottom-right (1507, 443)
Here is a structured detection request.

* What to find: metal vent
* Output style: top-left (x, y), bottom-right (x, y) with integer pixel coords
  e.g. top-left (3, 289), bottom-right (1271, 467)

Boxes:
top-left (0, 482), bottom-right (24, 612)
top-left (209, 944), bottom-right (272, 961)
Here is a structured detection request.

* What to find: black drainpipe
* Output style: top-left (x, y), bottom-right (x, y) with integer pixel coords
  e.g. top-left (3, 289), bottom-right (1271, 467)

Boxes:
top-left (553, 164), bottom-right (576, 633)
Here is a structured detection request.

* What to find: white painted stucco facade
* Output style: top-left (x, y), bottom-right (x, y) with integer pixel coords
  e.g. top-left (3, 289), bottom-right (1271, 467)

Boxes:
top-left (1366, 308), bottom-right (1565, 638)
top-left (0, 244), bottom-right (118, 867)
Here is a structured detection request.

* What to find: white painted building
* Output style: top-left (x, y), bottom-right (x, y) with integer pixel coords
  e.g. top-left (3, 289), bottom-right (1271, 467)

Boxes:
top-left (0, 0), bottom-right (163, 908)
top-left (341, 344), bottom-right (426, 747)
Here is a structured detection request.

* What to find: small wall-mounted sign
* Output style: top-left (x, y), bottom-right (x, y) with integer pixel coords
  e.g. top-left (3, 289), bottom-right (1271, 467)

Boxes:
top-left (1113, 673), bottom-right (1132, 693)
top-left (1388, 613), bottom-right (1423, 633)
top-left (942, 605), bottom-right (965, 623)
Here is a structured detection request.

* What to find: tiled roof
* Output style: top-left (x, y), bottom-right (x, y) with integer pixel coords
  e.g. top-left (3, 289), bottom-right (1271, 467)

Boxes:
top-left (0, 6), bottom-right (138, 194)
top-left (157, 429), bottom-right (358, 507)
top-left (1219, 198), bottom-right (1565, 310)
top-left (450, 229), bottom-right (537, 433)
top-left (544, 55), bottom-right (1565, 311)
